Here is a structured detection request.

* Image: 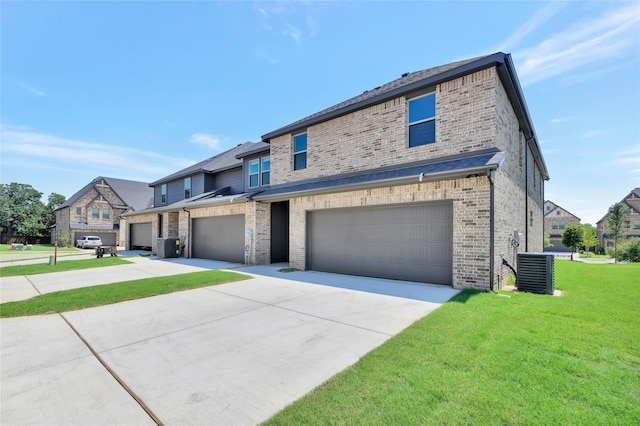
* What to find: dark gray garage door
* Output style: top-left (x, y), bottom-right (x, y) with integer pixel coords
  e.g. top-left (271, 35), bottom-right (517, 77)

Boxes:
top-left (307, 202), bottom-right (453, 285)
top-left (192, 215), bottom-right (245, 263)
top-left (74, 232), bottom-right (116, 246)
top-left (130, 223), bottom-right (152, 250)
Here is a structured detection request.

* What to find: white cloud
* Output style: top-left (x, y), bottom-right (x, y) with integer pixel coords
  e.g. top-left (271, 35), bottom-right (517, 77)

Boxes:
top-left (513, 3), bottom-right (640, 86)
top-left (19, 81), bottom-right (46, 97)
top-left (0, 124), bottom-right (194, 180)
top-left (190, 133), bottom-right (222, 149)
top-left (499, 2), bottom-right (568, 51)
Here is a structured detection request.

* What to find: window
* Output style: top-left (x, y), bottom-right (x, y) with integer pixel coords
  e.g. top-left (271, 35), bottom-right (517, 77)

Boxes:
top-left (161, 184), bottom-right (167, 204)
top-left (76, 207), bottom-right (82, 215)
top-left (102, 208), bottom-right (110, 219)
top-left (249, 156), bottom-right (271, 188)
top-left (293, 132), bottom-right (307, 170)
top-left (552, 220), bottom-right (565, 230)
top-left (158, 214), bottom-right (163, 238)
top-left (408, 93), bottom-right (436, 147)
top-left (184, 177), bottom-right (191, 199)
top-left (634, 220), bottom-right (640, 230)
top-left (261, 156), bottom-right (270, 185)
top-left (92, 208), bottom-right (99, 219)
top-left (249, 159), bottom-right (260, 188)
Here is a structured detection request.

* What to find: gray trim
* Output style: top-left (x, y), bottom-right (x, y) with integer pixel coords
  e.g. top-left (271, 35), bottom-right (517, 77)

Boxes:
top-left (254, 150), bottom-right (504, 202)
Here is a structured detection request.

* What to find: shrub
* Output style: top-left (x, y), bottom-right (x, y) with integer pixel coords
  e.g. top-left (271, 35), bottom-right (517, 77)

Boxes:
top-left (616, 239), bottom-right (640, 263)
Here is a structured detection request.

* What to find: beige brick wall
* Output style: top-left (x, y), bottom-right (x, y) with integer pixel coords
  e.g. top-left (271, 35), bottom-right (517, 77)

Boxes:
top-left (124, 213), bottom-right (157, 251)
top-left (289, 177), bottom-right (492, 290)
top-left (270, 68), bottom-right (500, 185)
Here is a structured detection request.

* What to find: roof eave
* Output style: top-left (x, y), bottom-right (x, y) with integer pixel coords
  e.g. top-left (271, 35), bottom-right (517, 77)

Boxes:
top-left (253, 163), bottom-right (501, 203)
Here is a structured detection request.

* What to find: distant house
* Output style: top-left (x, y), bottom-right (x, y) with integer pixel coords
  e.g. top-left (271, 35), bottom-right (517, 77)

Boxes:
top-left (597, 188), bottom-right (640, 249)
top-left (543, 201), bottom-right (580, 252)
top-left (53, 177), bottom-right (153, 246)
top-left (125, 52), bottom-right (549, 290)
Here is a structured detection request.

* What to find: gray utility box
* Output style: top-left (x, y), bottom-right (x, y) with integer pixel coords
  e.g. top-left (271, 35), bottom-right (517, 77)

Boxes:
top-left (157, 238), bottom-right (180, 258)
top-left (517, 253), bottom-right (554, 295)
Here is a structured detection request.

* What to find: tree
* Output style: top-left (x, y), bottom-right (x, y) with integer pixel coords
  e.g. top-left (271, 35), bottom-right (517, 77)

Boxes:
top-left (544, 233), bottom-right (553, 248)
top-left (562, 224), bottom-right (583, 261)
top-left (44, 193), bottom-right (66, 238)
top-left (0, 183), bottom-right (47, 242)
top-left (605, 202), bottom-right (630, 263)
top-left (580, 223), bottom-right (598, 253)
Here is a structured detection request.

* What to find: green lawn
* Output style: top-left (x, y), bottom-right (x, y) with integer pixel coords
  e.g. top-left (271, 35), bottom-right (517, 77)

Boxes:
top-left (0, 243), bottom-right (78, 253)
top-left (0, 270), bottom-right (248, 317)
top-left (0, 256), bottom-right (131, 277)
top-left (264, 260), bottom-right (640, 425)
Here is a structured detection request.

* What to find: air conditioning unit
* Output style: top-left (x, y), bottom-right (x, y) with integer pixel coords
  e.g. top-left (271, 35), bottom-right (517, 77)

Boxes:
top-left (517, 253), bottom-right (554, 295)
top-left (157, 238), bottom-right (180, 258)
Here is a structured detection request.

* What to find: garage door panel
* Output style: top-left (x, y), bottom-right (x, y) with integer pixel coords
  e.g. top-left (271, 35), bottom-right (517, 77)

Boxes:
top-left (193, 215), bottom-right (244, 263)
top-left (130, 223), bottom-right (152, 250)
top-left (307, 202), bottom-right (452, 285)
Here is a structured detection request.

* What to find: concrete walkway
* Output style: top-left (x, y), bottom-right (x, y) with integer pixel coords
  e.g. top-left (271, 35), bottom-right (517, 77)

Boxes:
top-left (1, 257), bottom-right (459, 425)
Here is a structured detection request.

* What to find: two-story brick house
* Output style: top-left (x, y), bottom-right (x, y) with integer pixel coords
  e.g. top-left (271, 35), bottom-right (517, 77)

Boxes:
top-left (54, 177), bottom-right (153, 246)
top-left (543, 201), bottom-right (581, 252)
top-left (125, 52), bottom-right (548, 290)
top-left (597, 188), bottom-right (640, 249)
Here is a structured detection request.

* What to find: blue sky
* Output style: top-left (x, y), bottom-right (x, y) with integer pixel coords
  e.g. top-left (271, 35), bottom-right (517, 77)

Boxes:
top-left (1, 1), bottom-right (638, 225)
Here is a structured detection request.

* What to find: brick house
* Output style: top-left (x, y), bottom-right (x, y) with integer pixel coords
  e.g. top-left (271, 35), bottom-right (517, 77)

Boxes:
top-left (597, 188), bottom-right (640, 249)
top-left (54, 177), bottom-right (153, 247)
top-left (124, 52), bottom-right (549, 290)
top-left (543, 201), bottom-right (581, 252)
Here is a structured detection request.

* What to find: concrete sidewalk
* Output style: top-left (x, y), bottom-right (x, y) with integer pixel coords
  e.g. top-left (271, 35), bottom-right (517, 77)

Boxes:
top-left (0, 258), bottom-right (459, 425)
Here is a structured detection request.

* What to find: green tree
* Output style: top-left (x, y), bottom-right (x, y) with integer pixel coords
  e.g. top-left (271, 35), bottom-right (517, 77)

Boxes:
top-left (606, 202), bottom-right (630, 263)
top-left (562, 224), bottom-right (583, 261)
top-left (0, 183), bottom-right (47, 242)
top-left (544, 233), bottom-right (553, 248)
top-left (580, 223), bottom-right (598, 253)
top-left (44, 193), bottom-right (66, 238)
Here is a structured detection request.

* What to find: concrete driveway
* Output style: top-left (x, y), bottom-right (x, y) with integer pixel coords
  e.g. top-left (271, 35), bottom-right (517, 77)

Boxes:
top-left (1, 257), bottom-right (458, 425)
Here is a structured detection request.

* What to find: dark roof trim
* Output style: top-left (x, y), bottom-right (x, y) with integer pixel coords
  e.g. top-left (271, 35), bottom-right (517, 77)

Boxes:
top-left (261, 53), bottom-right (505, 142)
top-left (235, 145), bottom-right (270, 159)
top-left (253, 149), bottom-right (504, 202)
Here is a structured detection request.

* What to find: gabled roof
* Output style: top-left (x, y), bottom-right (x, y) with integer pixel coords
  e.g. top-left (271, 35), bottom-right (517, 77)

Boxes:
top-left (253, 148), bottom-right (504, 201)
top-left (597, 187), bottom-right (640, 223)
top-left (150, 141), bottom-right (269, 186)
top-left (261, 52), bottom-right (549, 181)
top-left (57, 177), bottom-right (153, 212)
top-left (544, 200), bottom-right (581, 221)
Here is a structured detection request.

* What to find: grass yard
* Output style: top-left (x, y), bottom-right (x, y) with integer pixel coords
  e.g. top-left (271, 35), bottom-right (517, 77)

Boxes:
top-left (264, 260), bottom-right (640, 425)
top-left (0, 270), bottom-right (248, 317)
top-left (0, 256), bottom-right (131, 277)
top-left (0, 243), bottom-right (78, 253)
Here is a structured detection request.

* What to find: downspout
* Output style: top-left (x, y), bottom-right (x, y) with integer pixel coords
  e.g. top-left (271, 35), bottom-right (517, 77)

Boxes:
top-left (488, 168), bottom-right (495, 292)
top-left (525, 138), bottom-right (529, 252)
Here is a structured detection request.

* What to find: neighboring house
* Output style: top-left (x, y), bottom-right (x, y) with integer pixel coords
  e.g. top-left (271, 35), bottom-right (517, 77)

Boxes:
top-left (53, 177), bottom-right (153, 247)
top-left (597, 188), bottom-right (640, 249)
top-left (543, 201), bottom-right (581, 252)
top-left (125, 52), bottom-right (549, 290)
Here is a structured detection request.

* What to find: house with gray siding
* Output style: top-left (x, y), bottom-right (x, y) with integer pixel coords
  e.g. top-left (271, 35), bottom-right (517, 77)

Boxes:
top-left (54, 176), bottom-right (153, 247)
top-left (125, 52), bottom-right (549, 290)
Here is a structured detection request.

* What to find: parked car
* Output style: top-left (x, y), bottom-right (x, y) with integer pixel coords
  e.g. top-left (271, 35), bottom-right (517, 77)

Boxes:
top-left (76, 236), bottom-right (103, 249)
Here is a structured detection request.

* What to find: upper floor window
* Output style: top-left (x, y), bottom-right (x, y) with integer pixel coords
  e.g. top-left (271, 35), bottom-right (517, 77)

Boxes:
top-left (76, 207), bottom-right (82, 215)
top-left (261, 156), bottom-right (270, 185)
top-left (249, 156), bottom-right (271, 188)
top-left (408, 93), bottom-right (436, 147)
top-left (634, 220), bottom-right (640, 230)
top-left (102, 208), bottom-right (110, 219)
top-left (184, 177), bottom-right (191, 199)
top-left (249, 159), bottom-right (260, 188)
top-left (293, 132), bottom-right (307, 170)
top-left (92, 208), bottom-right (99, 219)
top-left (552, 220), bottom-right (565, 230)
top-left (161, 184), bottom-right (167, 204)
